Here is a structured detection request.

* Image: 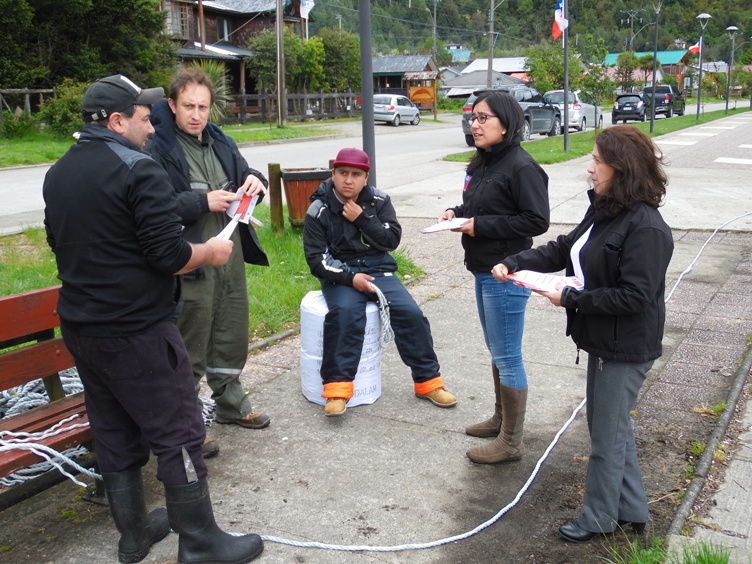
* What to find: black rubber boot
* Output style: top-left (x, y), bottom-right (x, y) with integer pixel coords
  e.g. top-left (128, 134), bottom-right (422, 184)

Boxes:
top-left (102, 468), bottom-right (170, 564)
top-left (164, 478), bottom-right (264, 564)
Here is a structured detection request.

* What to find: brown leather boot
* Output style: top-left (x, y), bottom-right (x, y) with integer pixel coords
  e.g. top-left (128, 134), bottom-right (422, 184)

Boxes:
top-left (465, 364), bottom-right (502, 437)
top-left (466, 386), bottom-right (527, 464)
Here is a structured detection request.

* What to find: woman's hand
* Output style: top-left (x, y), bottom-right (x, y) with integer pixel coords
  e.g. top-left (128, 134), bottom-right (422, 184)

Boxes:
top-left (537, 289), bottom-right (563, 307)
top-left (438, 209), bottom-right (455, 222)
top-left (491, 263), bottom-right (510, 282)
top-left (454, 217), bottom-right (474, 236)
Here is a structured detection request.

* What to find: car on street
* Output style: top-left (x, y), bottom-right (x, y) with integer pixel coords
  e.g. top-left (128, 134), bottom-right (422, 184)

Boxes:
top-left (641, 85), bottom-right (685, 118)
top-left (373, 94), bottom-right (421, 126)
top-left (612, 93), bottom-right (646, 124)
top-left (543, 89), bottom-right (603, 131)
top-left (461, 86), bottom-right (561, 146)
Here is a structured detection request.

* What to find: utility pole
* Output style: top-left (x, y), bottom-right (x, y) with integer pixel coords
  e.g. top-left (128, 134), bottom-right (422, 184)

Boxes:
top-left (620, 8), bottom-right (644, 51)
top-left (276, 0), bottom-right (286, 126)
top-left (649, 1), bottom-right (662, 133)
top-left (359, 0), bottom-right (376, 185)
top-left (486, 0), bottom-right (506, 88)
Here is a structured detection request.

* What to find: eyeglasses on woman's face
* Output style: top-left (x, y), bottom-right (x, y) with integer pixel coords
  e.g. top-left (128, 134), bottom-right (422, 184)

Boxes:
top-left (468, 113), bottom-right (499, 125)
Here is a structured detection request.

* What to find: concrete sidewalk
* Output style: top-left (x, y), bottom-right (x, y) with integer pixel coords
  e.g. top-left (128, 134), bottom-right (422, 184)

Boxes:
top-left (2, 113), bottom-right (752, 563)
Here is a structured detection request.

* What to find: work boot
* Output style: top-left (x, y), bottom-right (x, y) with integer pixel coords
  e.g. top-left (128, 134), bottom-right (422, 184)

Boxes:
top-left (324, 398), bottom-right (347, 417)
top-left (215, 410), bottom-right (271, 429)
top-left (416, 387), bottom-right (457, 407)
top-left (201, 435), bottom-right (220, 459)
top-left (465, 364), bottom-right (503, 437)
top-left (466, 386), bottom-right (527, 464)
top-left (165, 477), bottom-right (263, 564)
top-left (102, 468), bottom-right (170, 564)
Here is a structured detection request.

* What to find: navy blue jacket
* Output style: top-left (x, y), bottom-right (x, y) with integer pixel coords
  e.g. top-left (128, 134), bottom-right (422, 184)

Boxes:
top-left (146, 100), bottom-right (268, 274)
top-left (303, 179), bottom-right (401, 286)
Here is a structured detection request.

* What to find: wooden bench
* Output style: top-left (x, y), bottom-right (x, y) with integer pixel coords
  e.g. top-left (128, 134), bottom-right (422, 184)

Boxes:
top-left (0, 286), bottom-right (101, 511)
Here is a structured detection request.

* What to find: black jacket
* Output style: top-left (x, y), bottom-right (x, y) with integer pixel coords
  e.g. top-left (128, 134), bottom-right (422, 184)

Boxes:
top-left (303, 179), bottom-right (401, 286)
top-left (502, 190), bottom-right (674, 363)
top-left (448, 140), bottom-right (550, 272)
top-left (43, 124), bottom-right (192, 336)
top-left (146, 99), bottom-right (268, 275)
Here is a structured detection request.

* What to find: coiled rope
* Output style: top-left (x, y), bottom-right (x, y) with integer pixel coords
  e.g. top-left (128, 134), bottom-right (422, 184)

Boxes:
top-left (368, 282), bottom-right (395, 348)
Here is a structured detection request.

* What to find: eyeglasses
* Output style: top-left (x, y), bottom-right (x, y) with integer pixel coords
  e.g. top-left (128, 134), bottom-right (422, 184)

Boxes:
top-left (468, 113), bottom-right (499, 125)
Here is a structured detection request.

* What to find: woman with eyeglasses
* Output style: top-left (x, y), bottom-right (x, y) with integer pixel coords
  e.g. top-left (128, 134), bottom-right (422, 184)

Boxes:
top-left (438, 90), bottom-right (550, 464)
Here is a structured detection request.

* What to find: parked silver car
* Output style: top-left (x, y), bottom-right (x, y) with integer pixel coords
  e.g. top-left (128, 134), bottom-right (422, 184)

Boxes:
top-left (544, 90), bottom-right (603, 131)
top-left (373, 94), bottom-right (421, 126)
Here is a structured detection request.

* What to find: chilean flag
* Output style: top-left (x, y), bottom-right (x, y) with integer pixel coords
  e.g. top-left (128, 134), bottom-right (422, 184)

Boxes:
top-left (552, 0), bottom-right (569, 40)
top-left (689, 38), bottom-right (701, 55)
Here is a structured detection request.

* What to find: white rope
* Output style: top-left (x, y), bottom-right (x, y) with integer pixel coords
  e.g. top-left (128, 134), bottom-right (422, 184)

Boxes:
top-left (368, 282), bottom-right (395, 348)
top-left (665, 211), bottom-right (752, 303)
top-left (260, 397), bottom-right (587, 551)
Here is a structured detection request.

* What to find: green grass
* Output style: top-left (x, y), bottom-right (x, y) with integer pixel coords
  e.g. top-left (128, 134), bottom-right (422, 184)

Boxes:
top-left (223, 122), bottom-right (340, 144)
top-left (0, 204), bottom-right (423, 342)
top-left (601, 536), bottom-right (731, 564)
top-left (445, 106), bottom-right (752, 165)
top-left (0, 132), bottom-right (76, 168)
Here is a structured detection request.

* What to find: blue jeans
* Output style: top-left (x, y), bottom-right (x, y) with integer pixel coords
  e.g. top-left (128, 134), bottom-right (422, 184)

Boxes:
top-left (474, 273), bottom-right (531, 389)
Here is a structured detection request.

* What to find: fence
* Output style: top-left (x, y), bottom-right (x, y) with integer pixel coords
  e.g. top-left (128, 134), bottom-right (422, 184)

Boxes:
top-left (0, 89), bottom-right (56, 116)
top-left (225, 89), bottom-right (360, 124)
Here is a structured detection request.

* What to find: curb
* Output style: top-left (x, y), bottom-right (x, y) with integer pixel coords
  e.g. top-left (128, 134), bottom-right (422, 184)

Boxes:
top-left (667, 341), bottom-right (752, 535)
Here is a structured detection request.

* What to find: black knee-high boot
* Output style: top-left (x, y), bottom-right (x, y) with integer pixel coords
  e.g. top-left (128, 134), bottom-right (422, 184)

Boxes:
top-left (164, 477), bottom-right (264, 564)
top-left (102, 467), bottom-right (170, 563)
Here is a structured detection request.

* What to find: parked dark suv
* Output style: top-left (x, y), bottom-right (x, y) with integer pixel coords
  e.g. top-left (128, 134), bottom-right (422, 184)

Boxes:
top-left (612, 93), bottom-right (646, 124)
top-left (461, 86), bottom-right (561, 146)
top-left (641, 85), bottom-right (685, 118)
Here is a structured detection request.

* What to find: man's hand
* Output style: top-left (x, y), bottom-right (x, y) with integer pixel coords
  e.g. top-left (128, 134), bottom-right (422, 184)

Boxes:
top-left (239, 175), bottom-right (267, 197)
top-left (352, 272), bottom-right (375, 293)
top-left (207, 190), bottom-right (241, 213)
top-left (342, 199), bottom-right (363, 223)
top-left (203, 237), bottom-right (234, 267)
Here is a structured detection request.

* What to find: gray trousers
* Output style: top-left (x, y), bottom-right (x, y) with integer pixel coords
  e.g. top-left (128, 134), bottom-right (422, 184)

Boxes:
top-left (577, 354), bottom-right (653, 533)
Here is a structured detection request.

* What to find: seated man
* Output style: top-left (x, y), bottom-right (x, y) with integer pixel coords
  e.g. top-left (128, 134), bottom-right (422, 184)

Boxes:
top-left (303, 147), bottom-right (457, 416)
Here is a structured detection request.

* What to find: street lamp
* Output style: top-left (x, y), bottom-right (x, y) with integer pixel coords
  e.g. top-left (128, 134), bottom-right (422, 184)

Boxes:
top-left (725, 26), bottom-right (739, 114)
top-left (696, 12), bottom-right (711, 119)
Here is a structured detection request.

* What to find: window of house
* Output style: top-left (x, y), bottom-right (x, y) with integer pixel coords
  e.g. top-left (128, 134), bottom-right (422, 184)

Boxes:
top-left (217, 17), bottom-right (232, 42)
top-left (170, 2), bottom-right (191, 37)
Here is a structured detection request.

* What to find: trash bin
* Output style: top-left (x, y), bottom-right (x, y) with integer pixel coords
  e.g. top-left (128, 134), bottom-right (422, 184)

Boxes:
top-left (281, 167), bottom-right (332, 227)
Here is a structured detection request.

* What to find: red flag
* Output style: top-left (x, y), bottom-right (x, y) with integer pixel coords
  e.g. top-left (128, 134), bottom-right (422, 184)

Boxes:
top-left (552, 0), bottom-right (568, 40)
top-left (689, 39), bottom-right (701, 55)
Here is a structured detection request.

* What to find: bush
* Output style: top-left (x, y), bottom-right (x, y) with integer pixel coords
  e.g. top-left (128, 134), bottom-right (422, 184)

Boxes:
top-left (0, 110), bottom-right (38, 139)
top-left (438, 95), bottom-right (465, 111)
top-left (37, 79), bottom-right (88, 138)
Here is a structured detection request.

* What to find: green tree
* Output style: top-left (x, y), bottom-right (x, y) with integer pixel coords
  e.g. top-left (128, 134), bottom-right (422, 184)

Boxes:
top-left (615, 52), bottom-right (639, 92)
top-left (297, 36), bottom-right (326, 93)
top-left (637, 54), bottom-right (656, 86)
top-left (0, 0), bottom-right (174, 88)
top-left (524, 41), bottom-right (583, 94)
top-left (318, 27), bottom-right (360, 92)
top-left (580, 37), bottom-right (614, 130)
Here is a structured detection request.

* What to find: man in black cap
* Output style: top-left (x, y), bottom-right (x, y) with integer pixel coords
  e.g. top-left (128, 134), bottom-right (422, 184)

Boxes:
top-left (43, 74), bottom-right (264, 564)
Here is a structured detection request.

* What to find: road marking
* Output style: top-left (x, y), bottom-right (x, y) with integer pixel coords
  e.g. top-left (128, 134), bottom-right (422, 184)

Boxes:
top-left (740, 145), bottom-right (752, 149)
top-left (700, 126), bottom-right (736, 130)
top-left (657, 140), bottom-right (697, 146)
top-left (714, 157), bottom-right (752, 165)
top-left (679, 132), bottom-right (717, 137)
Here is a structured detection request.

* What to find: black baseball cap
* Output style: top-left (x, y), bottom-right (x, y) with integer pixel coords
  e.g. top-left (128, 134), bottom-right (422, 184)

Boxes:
top-left (82, 74), bottom-right (164, 123)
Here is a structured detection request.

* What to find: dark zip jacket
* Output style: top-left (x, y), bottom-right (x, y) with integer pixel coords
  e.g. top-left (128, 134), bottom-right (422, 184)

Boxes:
top-left (448, 139), bottom-right (550, 272)
top-left (303, 178), bottom-right (401, 286)
top-left (43, 124), bottom-right (192, 336)
top-left (502, 190), bottom-right (674, 363)
top-left (146, 99), bottom-right (268, 276)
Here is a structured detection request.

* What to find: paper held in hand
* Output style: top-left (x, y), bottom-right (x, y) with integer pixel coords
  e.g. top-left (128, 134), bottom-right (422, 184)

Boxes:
top-left (507, 270), bottom-right (584, 293)
top-left (421, 217), bottom-right (469, 233)
top-left (217, 193), bottom-right (261, 240)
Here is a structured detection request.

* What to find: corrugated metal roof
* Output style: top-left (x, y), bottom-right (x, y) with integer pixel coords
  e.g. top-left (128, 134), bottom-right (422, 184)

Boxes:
top-left (443, 70), bottom-right (526, 98)
top-left (372, 55), bottom-right (435, 75)
top-left (603, 50), bottom-right (687, 66)
top-left (462, 57), bottom-right (527, 74)
top-left (200, 0), bottom-right (278, 14)
top-left (405, 71), bottom-right (438, 80)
